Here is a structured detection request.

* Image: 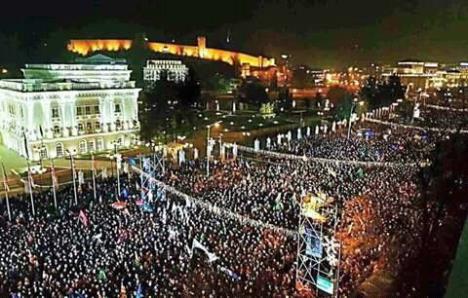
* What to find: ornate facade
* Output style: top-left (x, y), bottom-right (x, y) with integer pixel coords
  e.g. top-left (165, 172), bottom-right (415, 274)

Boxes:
top-left (0, 55), bottom-right (140, 161)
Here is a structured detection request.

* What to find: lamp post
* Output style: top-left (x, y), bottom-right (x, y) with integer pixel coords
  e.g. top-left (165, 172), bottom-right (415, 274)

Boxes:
top-left (206, 121), bottom-right (221, 177)
top-left (65, 149), bottom-right (78, 206)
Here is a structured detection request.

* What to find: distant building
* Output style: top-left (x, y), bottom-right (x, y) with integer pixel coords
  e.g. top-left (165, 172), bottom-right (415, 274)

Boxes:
top-left (0, 54), bottom-right (140, 161)
top-left (383, 60), bottom-right (441, 90)
top-left (143, 60), bottom-right (189, 85)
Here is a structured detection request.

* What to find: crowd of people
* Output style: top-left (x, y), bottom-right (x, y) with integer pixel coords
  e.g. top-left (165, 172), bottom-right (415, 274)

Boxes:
top-left (0, 100), bottom-right (464, 297)
top-left (269, 122), bottom-right (435, 163)
top-left (0, 177), bottom-right (298, 297)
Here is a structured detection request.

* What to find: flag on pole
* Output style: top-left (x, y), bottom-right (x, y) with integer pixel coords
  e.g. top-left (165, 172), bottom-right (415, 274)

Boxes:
top-left (78, 210), bottom-right (89, 227)
top-left (23, 132), bottom-right (30, 159)
top-left (39, 125), bottom-right (44, 139)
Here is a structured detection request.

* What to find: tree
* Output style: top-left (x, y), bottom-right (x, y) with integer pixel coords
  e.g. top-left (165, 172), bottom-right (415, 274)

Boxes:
top-left (237, 77), bottom-right (269, 107)
top-left (327, 86), bottom-right (351, 106)
top-left (178, 67), bottom-right (201, 109)
top-left (334, 93), bottom-right (354, 120)
top-left (127, 33), bottom-right (149, 87)
top-left (139, 68), bottom-right (202, 142)
top-left (360, 75), bottom-right (406, 110)
top-left (314, 91), bottom-right (325, 109)
top-left (360, 76), bottom-right (379, 109)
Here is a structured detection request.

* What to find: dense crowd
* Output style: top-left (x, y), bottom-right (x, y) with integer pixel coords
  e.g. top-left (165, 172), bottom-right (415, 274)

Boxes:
top-left (269, 123), bottom-right (435, 163)
top-left (0, 102), bottom-right (462, 297)
top-left (0, 178), bottom-right (297, 297)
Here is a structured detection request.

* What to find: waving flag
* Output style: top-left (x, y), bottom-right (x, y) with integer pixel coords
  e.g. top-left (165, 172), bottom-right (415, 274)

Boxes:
top-left (23, 132), bottom-right (30, 159)
top-left (78, 210), bottom-right (89, 227)
top-left (111, 201), bottom-right (127, 210)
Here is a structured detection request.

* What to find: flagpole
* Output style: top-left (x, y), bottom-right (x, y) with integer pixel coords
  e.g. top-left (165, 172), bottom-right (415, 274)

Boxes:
top-left (27, 161), bottom-right (36, 217)
top-left (92, 154), bottom-right (97, 201)
top-left (66, 149), bottom-right (78, 206)
top-left (1, 163), bottom-right (11, 221)
top-left (23, 133), bottom-right (35, 217)
top-left (114, 143), bottom-right (121, 199)
top-left (51, 159), bottom-right (58, 209)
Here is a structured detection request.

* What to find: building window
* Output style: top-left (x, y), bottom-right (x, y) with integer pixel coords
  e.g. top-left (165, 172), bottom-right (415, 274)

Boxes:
top-left (78, 123), bottom-right (84, 132)
top-left (56, 143), bottom-right (64, 157)
top-left (96, 138), bottom-right (104, 151)
top-left (79, 140), bottom-right (87, 154)
top-left (87, 140), bottom-right (95, 152)
top-left (39, 146), bottom-right (48, 160)
top-left (51, 107), bottom-right (59, 118)
top-left (86, 122), bottom-right (92, 131)
top-left (115, 103), bottom-right (121, 113)
top-left (85, 106), bottom-right (91, 115)
top-left (116, 119), bottom-right (121, 129)
top-left (94, 105), bottom-right (100, 114)
top-left (76, 106), bottom-right (83, 116)
top-left (95, 122), bottom-right (100, 130)
top-left (53, 125), bottom-right (60, 135)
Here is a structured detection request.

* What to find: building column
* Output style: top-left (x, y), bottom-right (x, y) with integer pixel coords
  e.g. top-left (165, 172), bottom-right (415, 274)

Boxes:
top-left (69, 99), bottom-right (78, 136)
top-left (60, 101), bottom-right (69, 137)
top-left (108, 97), bottom-right (115, 132)
top-left (41, 99), bottom-right (53, 139)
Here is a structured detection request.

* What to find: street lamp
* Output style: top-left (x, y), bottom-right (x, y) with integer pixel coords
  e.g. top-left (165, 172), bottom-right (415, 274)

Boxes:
top-left (206, 121), bottom-right (222, 177)
top-left (65, 149), bottom-right (78, 206)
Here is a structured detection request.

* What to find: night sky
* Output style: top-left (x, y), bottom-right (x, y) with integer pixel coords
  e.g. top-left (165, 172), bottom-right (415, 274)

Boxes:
top-left (1, 0), bottom-right (468, 67)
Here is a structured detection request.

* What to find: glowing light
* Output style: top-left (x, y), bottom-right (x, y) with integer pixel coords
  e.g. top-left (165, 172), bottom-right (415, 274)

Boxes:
top-left (68, 38), bottom-right (275, 68)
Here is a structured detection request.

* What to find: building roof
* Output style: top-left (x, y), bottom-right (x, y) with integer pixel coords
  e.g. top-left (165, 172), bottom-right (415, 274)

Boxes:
top-left (75, 54), bottom-right (126, 65)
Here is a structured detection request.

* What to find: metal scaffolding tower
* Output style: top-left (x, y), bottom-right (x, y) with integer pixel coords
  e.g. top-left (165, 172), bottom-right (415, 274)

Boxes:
top-left (296, 193), bottom-right (341, 297)
top-left (139, 146), bottom-right (165, 203)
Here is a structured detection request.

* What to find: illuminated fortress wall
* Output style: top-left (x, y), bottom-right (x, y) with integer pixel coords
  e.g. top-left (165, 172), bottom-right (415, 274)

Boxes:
top-left (67, 36), bottom-right (276, 68)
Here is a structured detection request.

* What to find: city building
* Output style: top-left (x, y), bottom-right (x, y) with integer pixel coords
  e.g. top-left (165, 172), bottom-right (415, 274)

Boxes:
top-left (383, 60), bottom-right (441, 90)
top-left (0, 54), bottom-right (141, 161)
top-left (143, 60), bottom-right (189, 85)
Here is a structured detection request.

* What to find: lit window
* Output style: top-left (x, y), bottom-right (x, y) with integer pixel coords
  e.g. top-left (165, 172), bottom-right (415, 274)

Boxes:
top-left (87, 141), bottom-right (95, 152)
top-left (56, 143), bottom-right (64, 157)
top-left (79, 140), bottom-right (87, 154)
top-left (96, 139), bottom-right (104, 151)
top-left (51, 107), bottom-right (59, 118)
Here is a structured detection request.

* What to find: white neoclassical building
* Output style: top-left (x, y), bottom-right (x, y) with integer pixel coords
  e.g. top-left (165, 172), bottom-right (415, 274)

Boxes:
top-left (0, 55), bottom-right (141, 161)
top-left (143, 60), bottom-right (189, 85)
